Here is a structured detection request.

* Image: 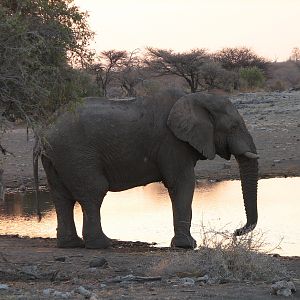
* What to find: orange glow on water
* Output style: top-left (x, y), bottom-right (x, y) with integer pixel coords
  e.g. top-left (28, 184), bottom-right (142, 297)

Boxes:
top-left (1, 177), bottom-right (299, 255)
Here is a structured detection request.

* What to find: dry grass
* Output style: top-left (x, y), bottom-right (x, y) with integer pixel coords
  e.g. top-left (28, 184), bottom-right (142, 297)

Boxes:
top-left (150, 225), bottom-right (288, 283)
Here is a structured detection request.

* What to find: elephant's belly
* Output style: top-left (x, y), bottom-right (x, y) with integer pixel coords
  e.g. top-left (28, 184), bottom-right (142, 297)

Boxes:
top-left (106, 161), bottom-right (162, 192)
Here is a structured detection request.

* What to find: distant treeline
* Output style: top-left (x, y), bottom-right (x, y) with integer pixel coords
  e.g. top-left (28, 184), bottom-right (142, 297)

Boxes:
top-left (1, 0), bottom-right (300, 137)
top-left (90, 47), bottom-right (300, 98)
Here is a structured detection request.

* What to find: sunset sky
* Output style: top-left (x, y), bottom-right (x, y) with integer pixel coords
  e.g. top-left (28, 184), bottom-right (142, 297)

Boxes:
top-left (74, 0), bottom-right (300, 61)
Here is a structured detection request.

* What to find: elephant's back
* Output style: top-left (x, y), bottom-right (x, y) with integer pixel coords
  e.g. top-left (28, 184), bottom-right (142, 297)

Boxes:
top-left (43, 96), bottom-right (152, 151)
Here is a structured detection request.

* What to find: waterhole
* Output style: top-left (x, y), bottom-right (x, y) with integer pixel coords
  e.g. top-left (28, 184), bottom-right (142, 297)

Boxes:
top-left (0, 177), bottom-right (299, 256)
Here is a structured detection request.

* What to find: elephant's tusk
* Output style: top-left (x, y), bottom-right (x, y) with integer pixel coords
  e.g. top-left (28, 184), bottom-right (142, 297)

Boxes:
top-left (243, 152), bottom-right (259, 159)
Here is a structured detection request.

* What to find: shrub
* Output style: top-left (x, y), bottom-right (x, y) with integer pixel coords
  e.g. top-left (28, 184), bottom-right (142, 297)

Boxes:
top-left (239, 67), bottom-right (265, 90)
top-left (269, 80), bottom-right (286, 92)
top-left (150, 226), bottom-right (287, 283)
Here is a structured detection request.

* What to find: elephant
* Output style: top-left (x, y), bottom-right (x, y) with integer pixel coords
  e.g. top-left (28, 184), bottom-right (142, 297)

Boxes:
top-left (34, 89), bottom-right (259, 249)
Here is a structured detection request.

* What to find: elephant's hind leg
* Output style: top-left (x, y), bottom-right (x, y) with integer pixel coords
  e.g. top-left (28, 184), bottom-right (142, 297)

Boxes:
top-left (41, 156), bottom-right (84, 248)
top-left (74, 175), bottom-right (111, 249)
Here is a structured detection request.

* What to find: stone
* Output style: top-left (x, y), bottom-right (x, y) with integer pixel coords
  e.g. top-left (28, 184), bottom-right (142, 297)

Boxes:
top-left (53, 290), bottom-right (73, 299)
top-left (21, 265), bottom-right (38, 275)
top-left (76, 286), bottom-right (92, 298)
top-left (89, 257), bottom-right (108, 268)
top-left (0, 284), bottom-right (9, 290)
top-left (55, 256), bottom-right (66, 262)
top-left (180, 277), bottom-right (195, 286)
top-left (277, 289), bottom-right (292, 297)
top-left (88, 267), bottom-right (97, 272)
top-left (43, 289), bottom-right (54, 296)
top-left (196, 274), bottom-right (209, 283)
top-left (271, 280), bottom-right (296, 297)
top-left (19, 184), bottom-right (25, 192)
top-left (90, 293), bottom-right (99, 300)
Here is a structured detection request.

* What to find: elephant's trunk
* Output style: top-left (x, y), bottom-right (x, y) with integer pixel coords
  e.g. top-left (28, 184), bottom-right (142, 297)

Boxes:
top-left (234, 154), bottom-right (258, 236)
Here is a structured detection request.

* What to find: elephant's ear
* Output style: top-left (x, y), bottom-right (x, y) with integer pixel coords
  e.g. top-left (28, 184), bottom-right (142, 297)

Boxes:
top-left (167, 96), bottom-right (216, 160)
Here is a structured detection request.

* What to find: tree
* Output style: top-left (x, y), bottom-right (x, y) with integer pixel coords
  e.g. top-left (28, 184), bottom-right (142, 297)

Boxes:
top-left (215, 47), bottom-right (268, 71)
top-left (145, 48), bottom-right (209, 92)
top-left (116, 50), bottom-right (145, 97)
top-left (0, 0), bottom-right (94, 133)
top-left (290, 47), bottom-right (300, 62)
top-left (91, 50), bottom-right (127, 97)
top-left (200, 61), bottom-right (224, 89)
top-left (239, 67), bottom-right (265, 90)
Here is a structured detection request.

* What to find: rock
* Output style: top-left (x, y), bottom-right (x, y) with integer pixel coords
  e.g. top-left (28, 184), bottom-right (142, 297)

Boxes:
top-left (196, 274), bottom-right (209, 283)
top-left (76, 286), bottom-right (92, 298)
top-left (180, 277), bottom-right (195, 286)
top-left (107, 275), bottom-right (162, 284)
top-left (89, 257), bottom-right (108, 268)
top-left (19, 184), bottom-right (26, 192)
top-left (55, 256), bottom-right (66, 262)
top-left (90, 293), bottom-right (99, 300)
top-left (88, 267), bottom-right (97, 272)
top-left (0, 283), bottom-right (9, 290)
top-left (277, 289), bottom-right (292, 297)
top-left (53, 290), bottom-right (73, 299)
top-left (99, 284), bottom-right (107, 288)
top-left (17, 296), bottom-right (28, 300)
top-left (21, 265), bottom-right (38, 275)
top-left (271, 280), bottom-right (296, 297)
top-left (43, 288), bottom-right (55, 296)
top-left (43, 288), bottom-right (73, 299)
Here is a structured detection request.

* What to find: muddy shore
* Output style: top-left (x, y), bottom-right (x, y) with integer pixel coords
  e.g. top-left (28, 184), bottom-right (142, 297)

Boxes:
top-left (0, 92), bottom-right (299, 299)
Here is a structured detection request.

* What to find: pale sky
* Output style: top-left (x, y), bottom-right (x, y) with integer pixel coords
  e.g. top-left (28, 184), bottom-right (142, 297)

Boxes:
top-left (75, 0), bottom-right (300, 61)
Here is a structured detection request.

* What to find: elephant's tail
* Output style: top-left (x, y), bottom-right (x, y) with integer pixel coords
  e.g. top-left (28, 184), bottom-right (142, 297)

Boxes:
top-left (33, 137), bottom-right (42, 221)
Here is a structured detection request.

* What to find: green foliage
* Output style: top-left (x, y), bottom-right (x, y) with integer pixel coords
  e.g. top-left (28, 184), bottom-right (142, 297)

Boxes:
top-left (215, 47), bottom-right (268, 72)
top-left (239, 67), bottom-right (265, 90)
top-left (0, 0), bottom-right (95, 132)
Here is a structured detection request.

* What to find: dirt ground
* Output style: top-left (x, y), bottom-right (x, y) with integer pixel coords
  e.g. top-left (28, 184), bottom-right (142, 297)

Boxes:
top-left (0, 91), bottom-right (300, 299)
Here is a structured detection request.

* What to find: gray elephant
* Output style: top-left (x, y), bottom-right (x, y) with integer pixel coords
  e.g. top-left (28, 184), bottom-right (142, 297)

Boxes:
top-left (34, 89), bottom-right (259, 249)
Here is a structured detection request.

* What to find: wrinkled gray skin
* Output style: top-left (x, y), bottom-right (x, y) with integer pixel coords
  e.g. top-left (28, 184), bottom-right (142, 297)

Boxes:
top-left (36, 90), bottom-right (258, 249)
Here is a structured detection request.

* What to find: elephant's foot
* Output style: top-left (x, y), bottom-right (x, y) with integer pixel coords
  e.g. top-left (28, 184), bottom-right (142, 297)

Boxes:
top-left (57, 236), bottom-right (85, 248)
top-left (171, 234), bottom-right (197, 249)
top-left (84, 235), bottom-right (112, 249)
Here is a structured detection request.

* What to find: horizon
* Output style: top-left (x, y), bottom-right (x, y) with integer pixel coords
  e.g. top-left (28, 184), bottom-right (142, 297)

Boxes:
top-left (74, 0), bottom-right (300, 62)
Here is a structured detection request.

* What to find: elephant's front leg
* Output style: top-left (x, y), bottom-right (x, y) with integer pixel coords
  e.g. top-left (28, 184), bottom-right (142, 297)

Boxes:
top-left (167, 169), bottom-right (197, 249)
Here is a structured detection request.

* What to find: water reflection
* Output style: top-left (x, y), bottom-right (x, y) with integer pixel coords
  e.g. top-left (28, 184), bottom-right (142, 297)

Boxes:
top-left (0, 178), bottom-right (299, 256)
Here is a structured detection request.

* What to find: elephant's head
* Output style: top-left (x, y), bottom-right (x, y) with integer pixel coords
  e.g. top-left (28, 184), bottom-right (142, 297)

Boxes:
top-left (167, 93), bottom-right (258, 236)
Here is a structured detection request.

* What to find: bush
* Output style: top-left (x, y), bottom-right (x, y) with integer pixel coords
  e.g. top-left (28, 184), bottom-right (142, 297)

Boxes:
top-left (268, 80), bottom-right (286, 92)
top-left (239, 67), bottom-right (265, 90)
top-left (266, 61), bottom-right (300, 91)
top-left (150, 226), bottom-right (287, 283)
top-left (0, 0), bottom-right (94, 130)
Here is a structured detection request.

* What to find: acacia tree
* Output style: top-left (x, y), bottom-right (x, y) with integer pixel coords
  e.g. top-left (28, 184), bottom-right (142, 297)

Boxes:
top-left (214, 47), bottom-right (268, 71)
top-left (116, 50), bottom-right (145, 97)
top-left (145, 48), bottom-right (209, 92)
top-left (91, 50), bottom-right (127, 96)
